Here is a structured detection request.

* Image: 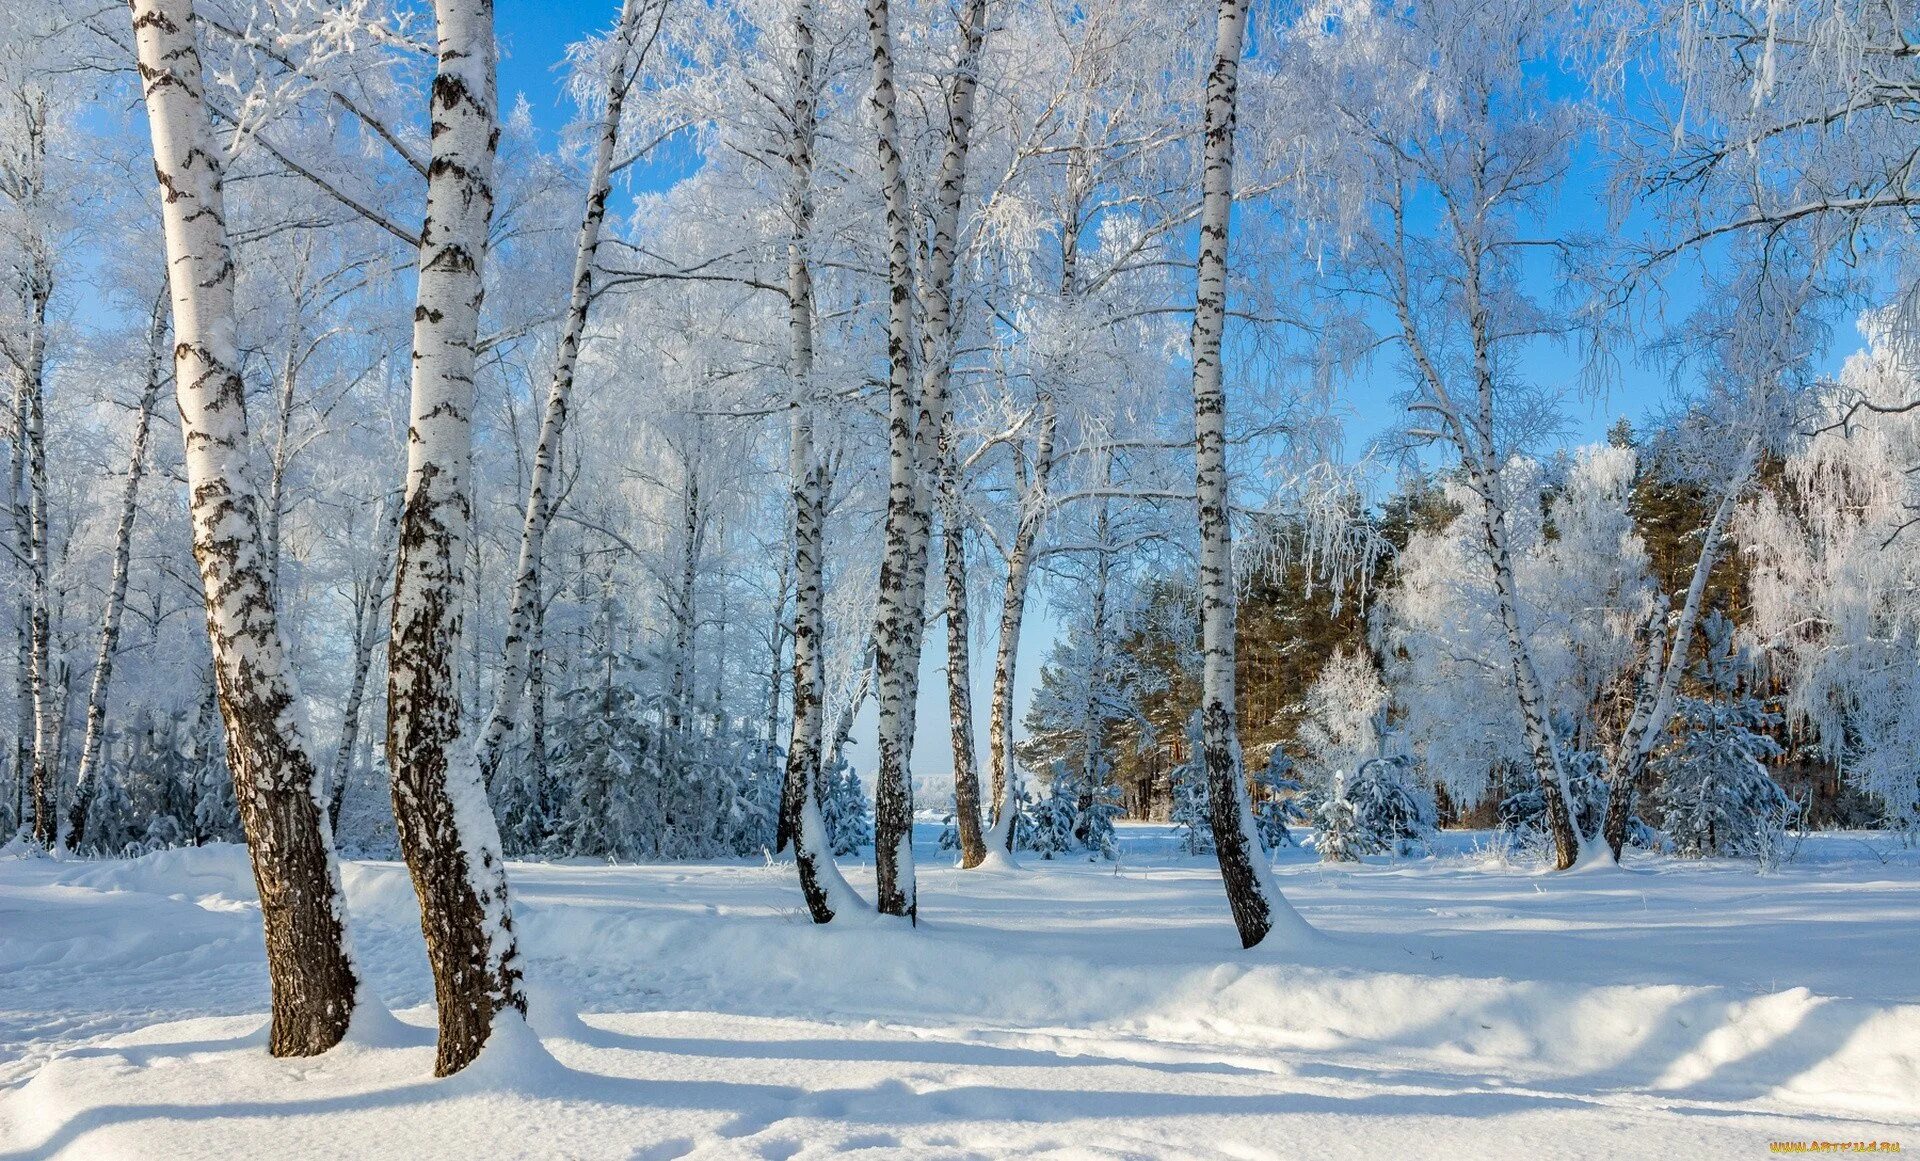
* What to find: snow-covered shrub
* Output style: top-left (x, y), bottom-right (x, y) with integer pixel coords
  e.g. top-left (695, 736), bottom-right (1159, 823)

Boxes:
top-left (1316, 772), bottom-right (1361, 863)
top-left (1496, 749), bottom-right (1651, 852)
top-left (1344, 757), bottom-right (1438, 857)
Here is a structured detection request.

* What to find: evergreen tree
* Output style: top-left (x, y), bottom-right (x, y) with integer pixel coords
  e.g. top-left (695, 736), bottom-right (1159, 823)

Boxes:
top-left (1251, 745), bottom-right (1309, 851)
top-left (1322, 759), bottom-right (1436, 860)
top-left (820, 755), bottom-right (872, 856)
top-left (1168, 714), bottom-right (1213, 856)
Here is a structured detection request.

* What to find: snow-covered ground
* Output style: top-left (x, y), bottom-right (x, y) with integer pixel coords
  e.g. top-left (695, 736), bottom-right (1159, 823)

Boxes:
top-left (2, 823), bottom-right (1916, 1159)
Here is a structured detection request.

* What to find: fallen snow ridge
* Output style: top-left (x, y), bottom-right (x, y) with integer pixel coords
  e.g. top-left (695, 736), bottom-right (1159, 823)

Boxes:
top-left (2, 825), bottom-right (1917, 1159)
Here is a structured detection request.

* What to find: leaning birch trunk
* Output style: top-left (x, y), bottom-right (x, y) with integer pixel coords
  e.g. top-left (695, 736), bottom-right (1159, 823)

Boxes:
top-left (129, 0), bottom-right (358, 1054)
top-left (1602, 432), bottom-right (1759, 858)
top-left (777, 0), bottom-right (860, 920)
top-left (330, 504), bottom-right (395, 834)
top-left (1475, 476), bottom-right (1581, 868)
top-left (1461, 264), bottom-right (1582, 870)
top-left (1188, 0), bottom-right (1303, 948)
top-left (64, 289), bottom-right (168, 850)
top-left (475, 0), bottom-right (649, 790)
top-left (864, 0), bottom-right (924, 920)
top-left (386, 0), bottom-right (526, 1078)
top-left (983, 398), bottom-right (1055, 855)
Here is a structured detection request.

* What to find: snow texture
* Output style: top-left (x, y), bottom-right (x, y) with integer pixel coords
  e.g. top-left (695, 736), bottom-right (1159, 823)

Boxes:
top-left (6, 823), bottom-right (1916, 1158)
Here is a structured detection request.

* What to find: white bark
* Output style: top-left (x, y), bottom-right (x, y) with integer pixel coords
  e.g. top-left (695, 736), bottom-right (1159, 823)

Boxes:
top-left (476, 0), bottom-right (655, 789)
top-left (864, 0), bottom-right (923, 920)
top-left (385, 0), bottom-right (525, 1078)
top-left (867, 0), bottom-right (992, 918)
top-left (776, 0), bottom-right (862, 920)
top-left (983, 396), bottom-right (1055, 855)
top-left (1189, 0), bottom-right (1307, 948)
top-left (129, 0), bottom-right (358, 1055)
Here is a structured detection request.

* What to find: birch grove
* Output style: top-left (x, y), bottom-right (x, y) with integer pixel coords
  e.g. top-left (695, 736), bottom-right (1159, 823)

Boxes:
top-left (1, 0), bottom-right (1917, 1044)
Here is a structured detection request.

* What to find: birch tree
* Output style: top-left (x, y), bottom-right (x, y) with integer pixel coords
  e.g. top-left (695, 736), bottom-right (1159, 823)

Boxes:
top-left (1186, 0), bottom-right (1308, 946)
top-left (63, 287), bottom-right (169, 849)
top-left (475, 0), bottom-right (662, 790)
top-left (774, 0), bottom-right (863, 919)
top-left (862, 0), bottom-right (924, 920)
top-left (0, 82), bottom-right (56, 847)
top-left (385, 0), bottom-right (526, 1077)
top-left (127, 0), bottom-right (358, 1055)
top-left (1299, 0), bottom-right (1590, 869)
top-left (1601, 248), bottom-right (1822, 856)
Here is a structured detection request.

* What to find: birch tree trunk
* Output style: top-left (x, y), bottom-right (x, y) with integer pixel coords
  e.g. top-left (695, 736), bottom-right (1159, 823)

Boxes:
top-left (22, 250), bottom-right (53, 850)
top-left (864, 0), bottom-right (923, 920)
top-left (667, 463), bottom-right (703, 735)
top-left (9, 87), bottom-right (56, 848)
top-left (475, 0), bottom-right (652, 790)
top-left (865, 0), bottom-right (992, 915)
top-left (1602, 433), bottom-right (1759, 858)
top-left (1189, 0), bottom-right (1302, 948)
top-left (1474, 473), bottom-right (1581, 868)
top-left (385, 0), bottom-right (526, 1078)
top-left (128, 0), bottom-right (357, 1055)
top-left (64, 289), bottom-right (168, 849)
top-left (983, 398), bottom-right (1055, 855)
top-left (1461, 266), bottom-right (1583, 870)
top-left (940, 467), bottom-right (986, 867)
top-left (776, 0), bottom-right (861, 921)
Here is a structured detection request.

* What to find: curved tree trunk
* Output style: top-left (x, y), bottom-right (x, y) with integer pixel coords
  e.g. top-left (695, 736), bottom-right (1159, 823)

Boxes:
top-left (983, 398), bottom-right (1056, 855)
top-left (129, 0), bottom-right (358, 1055)
top-left (476, 0), bottom-right (655, 790)
top-left (65, 288), bottom-right (168, 850)
top-left (386, 0), bottom-right (526, 1078)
